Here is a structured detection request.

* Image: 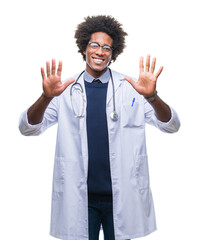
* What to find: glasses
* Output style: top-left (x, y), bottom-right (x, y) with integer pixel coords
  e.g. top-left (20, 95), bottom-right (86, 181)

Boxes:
top-left (88, 42), bottom-right (113, 53)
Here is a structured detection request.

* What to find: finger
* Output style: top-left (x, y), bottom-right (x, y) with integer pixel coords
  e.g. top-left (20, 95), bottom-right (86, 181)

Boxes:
top-left (41, 67), bottom-right (46, 80)
top-left (145, 55), bottom-right (150, 72)
top-left (155, 66), bottom-right (164, 78)
top-left (150, 57), bottom-right (156, 74)
top-left (139, 57), bottom-right (144, 73)
top-left (57, 61), bottom-right (62, 77)
top-left (51, 59), bottom-right (56, 75)
top-left (46, 61), bottom-right (50, 77)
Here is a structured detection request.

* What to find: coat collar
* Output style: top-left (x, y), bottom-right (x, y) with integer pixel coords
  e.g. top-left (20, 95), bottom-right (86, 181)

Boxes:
top-left (73, 68), bottom-right (125, 104)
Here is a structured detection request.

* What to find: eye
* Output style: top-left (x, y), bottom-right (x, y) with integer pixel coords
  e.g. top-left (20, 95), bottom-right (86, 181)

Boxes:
top-left (102, 45), bottom-right (112, 52)
top-left (89, 42), bottom-right (99, 48)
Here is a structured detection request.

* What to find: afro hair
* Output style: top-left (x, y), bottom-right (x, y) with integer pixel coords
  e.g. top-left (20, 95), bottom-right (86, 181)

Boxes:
top-left (74, 15), bottom-right (128, 62)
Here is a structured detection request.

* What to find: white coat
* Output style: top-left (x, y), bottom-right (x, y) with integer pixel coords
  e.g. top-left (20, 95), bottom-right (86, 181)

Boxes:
top-left (19, 69), bottom-right (180, 240)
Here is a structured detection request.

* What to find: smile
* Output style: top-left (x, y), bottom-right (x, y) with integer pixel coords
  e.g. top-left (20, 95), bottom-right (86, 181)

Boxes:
top-left (92, 57), bottom-right (104, 64)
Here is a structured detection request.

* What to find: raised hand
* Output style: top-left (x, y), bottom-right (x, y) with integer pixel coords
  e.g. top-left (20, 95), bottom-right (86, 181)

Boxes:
top-left (124, 55), bottom-right (163, 98)
top-left (41, 59), bottom-right (75, 98)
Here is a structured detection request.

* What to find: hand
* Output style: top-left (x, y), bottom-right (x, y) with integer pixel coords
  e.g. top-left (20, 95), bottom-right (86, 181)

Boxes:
top-left (41, 59), bottom-right (75, 98)
top-left (124, 55), bottom-right (163, 98)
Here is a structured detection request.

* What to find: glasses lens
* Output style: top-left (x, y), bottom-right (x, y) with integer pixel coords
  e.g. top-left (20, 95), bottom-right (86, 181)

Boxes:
top-left (89, 42), bottom-right (112, 53)
top-left (102, 45), bottom-right (112, 52)
top-left (89, 42), bottom-right (99, 48)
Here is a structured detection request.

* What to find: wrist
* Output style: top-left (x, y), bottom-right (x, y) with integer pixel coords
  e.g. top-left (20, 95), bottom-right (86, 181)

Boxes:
top-left (42, 92), bottom-right (54, 101)
top-left (145, 90), bottom-right (158, 102)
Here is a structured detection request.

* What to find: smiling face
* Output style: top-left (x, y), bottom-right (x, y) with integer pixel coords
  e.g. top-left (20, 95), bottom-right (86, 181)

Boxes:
top-left (84, 32), bottom-right (113, 78)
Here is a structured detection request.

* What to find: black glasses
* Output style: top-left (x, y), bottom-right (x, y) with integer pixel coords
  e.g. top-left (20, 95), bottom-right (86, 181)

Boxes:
top-left (88, 42), bottom-right (113, 53)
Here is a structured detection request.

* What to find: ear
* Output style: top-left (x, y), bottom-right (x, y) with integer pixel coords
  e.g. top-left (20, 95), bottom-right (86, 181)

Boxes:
top-left (83, 51), bottom-right (87, 61)
top-left (108, 60), bottom-right (112, 66)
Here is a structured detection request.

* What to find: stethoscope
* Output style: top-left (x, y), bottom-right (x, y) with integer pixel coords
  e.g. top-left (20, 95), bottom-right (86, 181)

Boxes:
top-left (70, 68), bottom-right (118, 121)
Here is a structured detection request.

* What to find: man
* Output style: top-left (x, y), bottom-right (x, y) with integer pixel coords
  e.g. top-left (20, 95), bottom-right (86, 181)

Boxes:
top-left (19, 15), bottom-right (180, 240)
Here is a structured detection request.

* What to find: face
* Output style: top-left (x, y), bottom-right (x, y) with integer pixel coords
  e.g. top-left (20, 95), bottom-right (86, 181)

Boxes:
top-left (84, 32), bottom-right (113, 78)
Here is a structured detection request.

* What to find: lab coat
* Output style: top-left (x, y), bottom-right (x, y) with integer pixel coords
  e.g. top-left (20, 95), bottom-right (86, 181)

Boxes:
top-left (19, 69), bottom-right (180, 240)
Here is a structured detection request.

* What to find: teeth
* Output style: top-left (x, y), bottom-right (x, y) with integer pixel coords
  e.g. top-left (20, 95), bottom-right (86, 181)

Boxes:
top-left (93, 58), bottom-right (103, 63)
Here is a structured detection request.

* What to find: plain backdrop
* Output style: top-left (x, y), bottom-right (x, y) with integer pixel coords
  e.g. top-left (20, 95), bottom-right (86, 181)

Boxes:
top-left (0, 0), bottom-right (198, 239)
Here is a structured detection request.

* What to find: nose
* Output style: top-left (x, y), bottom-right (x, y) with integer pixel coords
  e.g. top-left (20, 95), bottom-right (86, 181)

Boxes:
top-left (95, 46), bottom-right (104, 55)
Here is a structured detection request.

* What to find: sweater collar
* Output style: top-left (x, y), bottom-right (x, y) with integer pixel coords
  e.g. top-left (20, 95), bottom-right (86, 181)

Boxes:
top-left (84, 68), bottom-right (110, 84)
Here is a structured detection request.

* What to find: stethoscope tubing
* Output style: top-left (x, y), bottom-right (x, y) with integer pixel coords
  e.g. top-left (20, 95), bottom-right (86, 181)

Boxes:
top-left (70, 70), bottom-right (85, 96)
top-left (70, 68), bottom-right (118, 121)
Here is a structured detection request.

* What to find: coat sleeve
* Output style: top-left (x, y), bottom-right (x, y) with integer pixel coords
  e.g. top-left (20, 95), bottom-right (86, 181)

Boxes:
top-left (18, 97), bottom-right (58, 136)
top-left (144, 98), bottom-right (180, 133)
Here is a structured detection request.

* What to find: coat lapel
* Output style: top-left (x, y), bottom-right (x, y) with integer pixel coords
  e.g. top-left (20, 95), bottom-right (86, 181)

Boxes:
top-left (106, 69), bottom-right (124, 105)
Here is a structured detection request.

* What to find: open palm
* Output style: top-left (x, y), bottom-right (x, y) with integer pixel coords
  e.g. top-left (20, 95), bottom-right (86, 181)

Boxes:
top-left (41, 59), bottom-right (74, 98)
top-left (125, 55), bottom-right (163, 98)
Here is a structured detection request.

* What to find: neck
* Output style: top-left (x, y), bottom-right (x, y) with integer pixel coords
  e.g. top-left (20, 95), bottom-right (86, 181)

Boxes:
top-left (86, 67), bottom-right (108, 79)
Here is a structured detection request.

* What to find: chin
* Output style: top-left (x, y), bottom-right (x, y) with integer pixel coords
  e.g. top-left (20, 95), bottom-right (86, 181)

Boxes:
top-left (86, 60), bottom-right (110, 77)
top-left (93, 67), bottom-right (106, 72)
top-left (91, 63), bottom-right (109, 72)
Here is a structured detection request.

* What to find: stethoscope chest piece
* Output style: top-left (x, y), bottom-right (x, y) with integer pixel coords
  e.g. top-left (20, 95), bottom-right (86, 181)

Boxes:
top-left (110, 111), bottom-right (118, 121)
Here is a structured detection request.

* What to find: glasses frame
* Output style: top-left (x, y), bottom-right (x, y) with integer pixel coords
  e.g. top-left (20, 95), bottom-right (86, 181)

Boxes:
top-left (88, 42), bottom-right (113, 53)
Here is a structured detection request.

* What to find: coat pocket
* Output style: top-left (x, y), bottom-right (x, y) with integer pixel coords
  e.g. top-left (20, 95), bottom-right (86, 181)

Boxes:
top-left (134, 155), bottom-right (149, 192)
top-left (122, 102), bottom-right (144, 128)
top-left (53, 157), bottom-right (65, 193)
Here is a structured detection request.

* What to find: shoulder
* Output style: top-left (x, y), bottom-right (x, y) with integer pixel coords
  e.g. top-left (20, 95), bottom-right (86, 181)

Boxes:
top-left (110, 69), bottom-right (137, 83)
top-left (110, 69), bottom-right (144, 101)
top-left (110, 69), bottom-right (125, 80)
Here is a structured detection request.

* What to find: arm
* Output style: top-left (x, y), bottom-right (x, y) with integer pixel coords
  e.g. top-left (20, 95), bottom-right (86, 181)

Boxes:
top-left (27, 93), bottom-right (54, 125)
top-left (125, 55), bottom-right (171, 122)
top-left (27, 59), bottom-right (75, 125)
top-left (146, 95), bottom-right (171, 122)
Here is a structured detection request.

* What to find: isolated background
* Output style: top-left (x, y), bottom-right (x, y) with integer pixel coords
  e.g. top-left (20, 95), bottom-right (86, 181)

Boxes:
top-left (0, 0), bottom-right (198, 239)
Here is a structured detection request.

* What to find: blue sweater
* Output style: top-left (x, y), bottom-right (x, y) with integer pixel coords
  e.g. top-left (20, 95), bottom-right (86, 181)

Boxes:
top-left (85, 80), bottom-right (113, 201)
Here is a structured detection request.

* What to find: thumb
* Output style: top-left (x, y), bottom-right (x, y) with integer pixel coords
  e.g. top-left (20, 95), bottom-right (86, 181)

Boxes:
top-left (62, 78), bottom-right (75, 90)
top-left (124, 76), bottom-right (137, 88)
